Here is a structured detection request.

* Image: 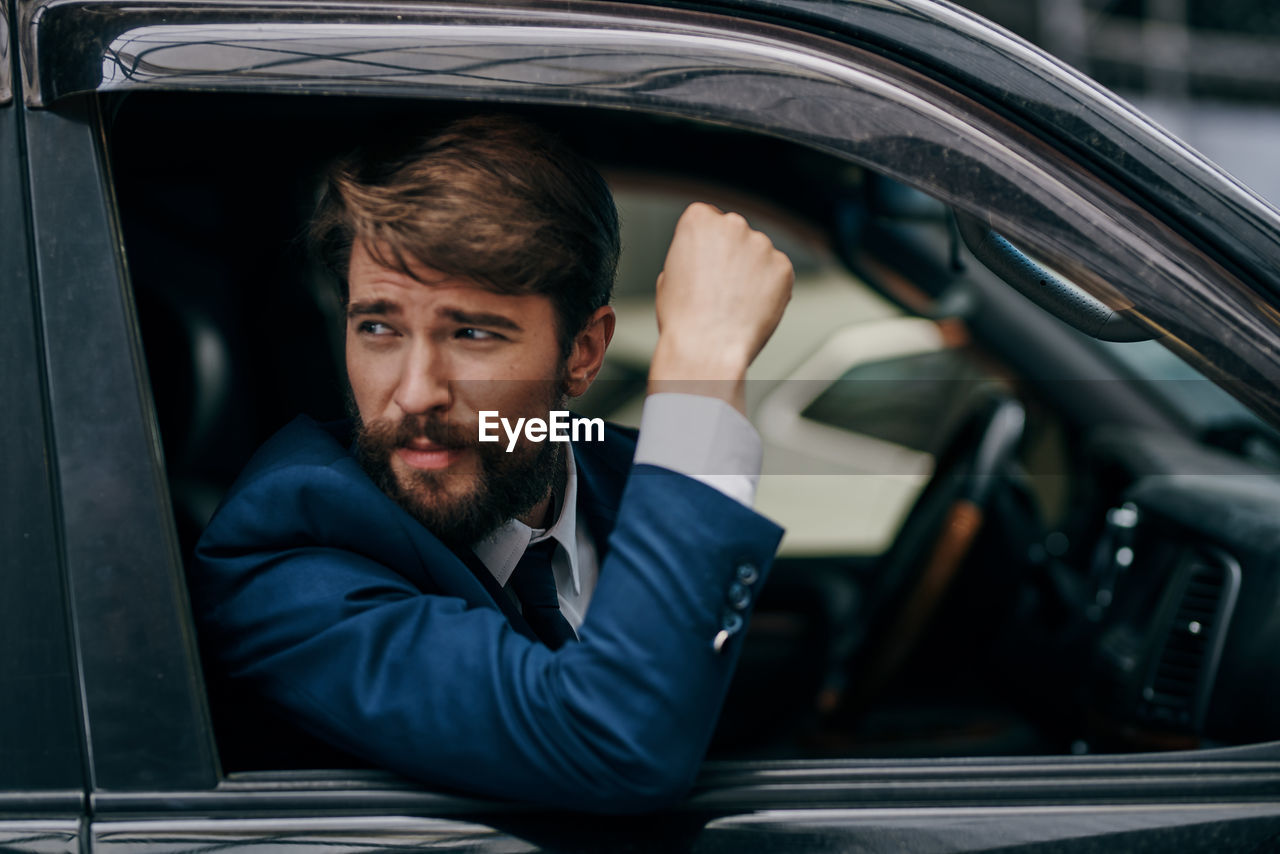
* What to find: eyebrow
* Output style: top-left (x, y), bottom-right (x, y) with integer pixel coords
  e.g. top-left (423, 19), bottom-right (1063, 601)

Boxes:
top-left (345, 301), bottom-right (524, 333)
top-left (346, 299), bottom-right (402, 318)
top-left (438, 308), bottom-right (523, 332)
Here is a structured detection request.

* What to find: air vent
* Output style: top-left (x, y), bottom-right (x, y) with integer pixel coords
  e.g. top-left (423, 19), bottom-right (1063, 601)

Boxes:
top-left (1139, 551), bottom-right (1240, 731)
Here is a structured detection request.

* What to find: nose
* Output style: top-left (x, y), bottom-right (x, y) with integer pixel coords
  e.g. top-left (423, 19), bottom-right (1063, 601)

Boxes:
top-left (392, 341), bottom-right (452, 416)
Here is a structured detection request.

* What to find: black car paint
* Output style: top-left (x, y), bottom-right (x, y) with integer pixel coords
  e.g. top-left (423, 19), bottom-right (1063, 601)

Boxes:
top-left (0, 4), bottom-right (83, 801)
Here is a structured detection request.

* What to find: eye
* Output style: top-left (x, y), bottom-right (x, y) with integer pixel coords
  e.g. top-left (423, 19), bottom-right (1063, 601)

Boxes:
top-left (357, 320), bottom-right (396, 336)
top-left (455, 327), bottom-right (503, 342)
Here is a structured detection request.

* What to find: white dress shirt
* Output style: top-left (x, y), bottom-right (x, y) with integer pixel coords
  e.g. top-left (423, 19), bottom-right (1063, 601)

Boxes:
top-left (470, 393), bottom-right (763, 632)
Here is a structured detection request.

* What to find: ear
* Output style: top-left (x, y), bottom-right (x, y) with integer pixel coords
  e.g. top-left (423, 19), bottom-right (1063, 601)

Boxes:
top-left (562, 306), bottom-right (616, 398)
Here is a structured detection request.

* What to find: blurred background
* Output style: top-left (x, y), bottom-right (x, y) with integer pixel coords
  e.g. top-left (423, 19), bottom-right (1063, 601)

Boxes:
top-left (955, 0), bottom-right (1280, 205)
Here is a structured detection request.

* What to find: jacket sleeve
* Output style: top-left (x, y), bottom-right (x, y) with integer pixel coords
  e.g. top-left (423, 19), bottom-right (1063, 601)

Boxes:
top-left (192, 454), bottom-right (784, 813)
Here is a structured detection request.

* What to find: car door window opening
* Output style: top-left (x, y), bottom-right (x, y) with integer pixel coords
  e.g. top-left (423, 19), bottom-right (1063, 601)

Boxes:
top-left (91, 91), bottom-right (1280, 784)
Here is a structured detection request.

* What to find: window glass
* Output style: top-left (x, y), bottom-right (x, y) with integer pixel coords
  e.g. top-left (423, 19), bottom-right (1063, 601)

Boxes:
top-left (1099, 338), bottom-right (1270, 432)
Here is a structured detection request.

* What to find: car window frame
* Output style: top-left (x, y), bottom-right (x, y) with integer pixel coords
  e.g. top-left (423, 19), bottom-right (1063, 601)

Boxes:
top-left (0, 2), bottom-right (86, 841)
top-left (16, 0), bottom-right (1280, 840)
top-left (23, 0), bottom-right (1280, 427)
top-left (23, 94), bottom-right (219, 793)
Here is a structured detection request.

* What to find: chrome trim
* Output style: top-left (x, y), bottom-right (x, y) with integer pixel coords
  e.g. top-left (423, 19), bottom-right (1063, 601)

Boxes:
top-left (94, 814), bottom-right (520, 851)
top-left (0, 0), bottom-right (10, 105)
top-left (101, 22), bottom-right (857, 100)
top-left (17, 0), bottom-right (38, 107)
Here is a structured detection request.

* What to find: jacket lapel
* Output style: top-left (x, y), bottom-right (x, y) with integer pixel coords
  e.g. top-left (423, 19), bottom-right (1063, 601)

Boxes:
top-left (388, 515), bottom-right (541, 643)
top-left (451, 545), bottom-right (540, 643)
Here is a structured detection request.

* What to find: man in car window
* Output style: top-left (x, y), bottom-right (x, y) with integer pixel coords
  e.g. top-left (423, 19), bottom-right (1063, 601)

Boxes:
top-left (190, 115), bottom-right (792, 812)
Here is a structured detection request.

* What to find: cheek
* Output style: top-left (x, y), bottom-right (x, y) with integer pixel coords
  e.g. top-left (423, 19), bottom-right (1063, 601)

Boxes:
top-left (450, 377), bottom-right (548, 420)
top-left (345, 348), bottom-right (396, 415)
top-left (451, 347), bottom-right (561, 404)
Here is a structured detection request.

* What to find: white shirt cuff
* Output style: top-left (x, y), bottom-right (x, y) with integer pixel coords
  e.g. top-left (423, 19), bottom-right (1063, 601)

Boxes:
top-left (633, 393), bottom-right (762, 508)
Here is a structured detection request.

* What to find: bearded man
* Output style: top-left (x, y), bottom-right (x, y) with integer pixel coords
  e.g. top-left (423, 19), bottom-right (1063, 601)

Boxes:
top-left (189, 115), bottom-right (793, 812)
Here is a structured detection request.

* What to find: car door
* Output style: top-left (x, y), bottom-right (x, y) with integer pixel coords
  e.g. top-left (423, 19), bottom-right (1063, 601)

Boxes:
top-left (13, 0), bottom-right (1280, 851)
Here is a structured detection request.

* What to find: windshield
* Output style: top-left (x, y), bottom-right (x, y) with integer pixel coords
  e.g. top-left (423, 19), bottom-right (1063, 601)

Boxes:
top-left (1099, 338), bottom-right (1280, 441)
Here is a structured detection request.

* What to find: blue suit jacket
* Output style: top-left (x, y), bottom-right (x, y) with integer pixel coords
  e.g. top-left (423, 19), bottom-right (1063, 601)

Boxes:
top-left (191, 415), bottom-right (784, 812)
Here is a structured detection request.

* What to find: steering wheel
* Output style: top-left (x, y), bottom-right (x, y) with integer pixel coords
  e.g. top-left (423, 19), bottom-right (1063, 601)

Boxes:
top-left (821, 393), bottom-right (1027, 719)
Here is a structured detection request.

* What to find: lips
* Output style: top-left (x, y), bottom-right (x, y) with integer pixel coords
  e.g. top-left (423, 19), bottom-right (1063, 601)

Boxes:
top-left (395, 438), bottom-right (467, 471)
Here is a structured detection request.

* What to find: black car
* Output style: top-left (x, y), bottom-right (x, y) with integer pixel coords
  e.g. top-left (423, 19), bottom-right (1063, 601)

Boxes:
top-left (5, 0), bottom-right (1280, 850)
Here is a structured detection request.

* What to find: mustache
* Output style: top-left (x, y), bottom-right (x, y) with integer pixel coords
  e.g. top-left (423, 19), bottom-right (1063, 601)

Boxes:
top-left (361, 415), bottom-right (473, 450)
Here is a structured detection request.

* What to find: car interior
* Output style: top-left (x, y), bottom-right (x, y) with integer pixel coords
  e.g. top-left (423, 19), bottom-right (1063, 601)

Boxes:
top-left (105, 90), bottom-right (1280, 773)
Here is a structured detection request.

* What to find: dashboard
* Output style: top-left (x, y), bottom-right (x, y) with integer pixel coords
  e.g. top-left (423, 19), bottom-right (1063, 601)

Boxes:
top-left (1083, 427), bottom-right (1280, 749)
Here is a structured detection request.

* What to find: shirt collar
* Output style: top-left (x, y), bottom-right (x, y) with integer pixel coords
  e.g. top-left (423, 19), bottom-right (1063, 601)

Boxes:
top-left (471, 448), bottom-right (581, 594)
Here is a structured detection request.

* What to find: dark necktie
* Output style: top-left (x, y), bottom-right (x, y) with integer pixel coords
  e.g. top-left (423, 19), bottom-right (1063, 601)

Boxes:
top-left (509, 539), bottom-right (577, 650)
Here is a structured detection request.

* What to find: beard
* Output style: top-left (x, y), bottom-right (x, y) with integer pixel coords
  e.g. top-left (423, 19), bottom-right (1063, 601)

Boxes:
top-left (353, 394), bottom-right (565, 548)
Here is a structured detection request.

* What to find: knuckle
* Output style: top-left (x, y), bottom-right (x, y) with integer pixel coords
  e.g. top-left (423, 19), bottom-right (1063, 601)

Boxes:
top-left (676, 204), bottom-right (704, 226)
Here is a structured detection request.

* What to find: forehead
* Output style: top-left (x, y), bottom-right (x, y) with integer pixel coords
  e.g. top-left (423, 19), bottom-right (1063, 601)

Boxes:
top-left (346, 240), bottom-right (553, 320)
top-left (348, 240), bottom-right (475, 293)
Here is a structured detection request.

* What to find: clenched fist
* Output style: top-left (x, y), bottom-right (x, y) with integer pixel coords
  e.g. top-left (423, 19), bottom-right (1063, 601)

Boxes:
top-left (648, 203), bottom-right (794, 413)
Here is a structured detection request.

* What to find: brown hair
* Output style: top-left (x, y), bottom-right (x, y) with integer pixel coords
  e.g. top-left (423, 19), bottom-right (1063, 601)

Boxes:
top-left (311, 115), bottom-right (619, 355)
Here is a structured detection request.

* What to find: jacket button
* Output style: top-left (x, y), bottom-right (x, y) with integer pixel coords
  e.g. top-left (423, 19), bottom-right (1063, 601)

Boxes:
top-left (736, 563), bottom-right (759, 586)
top-left (712, 611), bottom-right (745, 653)
top-left (727, 582), bottom-right (751, 611)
